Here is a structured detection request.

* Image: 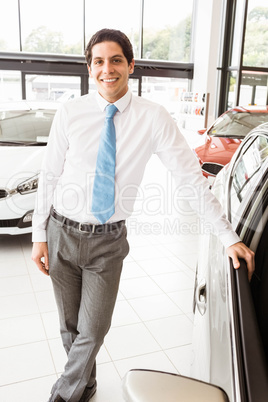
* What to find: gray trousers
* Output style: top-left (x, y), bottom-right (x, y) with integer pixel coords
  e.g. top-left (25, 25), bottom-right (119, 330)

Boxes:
top-left (47, 214), bottom-right (129, 401)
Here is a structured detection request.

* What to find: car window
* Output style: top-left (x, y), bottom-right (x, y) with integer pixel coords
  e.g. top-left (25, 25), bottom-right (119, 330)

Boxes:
top-left (207, 111), bottom-right (268, 138)
top-left (230, 135), bottom-right (268, 216)
top-left (0, 109), bottom-right (55, 144)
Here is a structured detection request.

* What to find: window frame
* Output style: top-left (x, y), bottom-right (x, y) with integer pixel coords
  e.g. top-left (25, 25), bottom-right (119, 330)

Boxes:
top-left (217, 0), bottom-right (268, 115)
top-left (0, 52), bottom-right (193, 99)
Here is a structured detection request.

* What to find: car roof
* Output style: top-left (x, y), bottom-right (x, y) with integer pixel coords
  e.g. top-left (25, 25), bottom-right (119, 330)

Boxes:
top-left (0, 100), bottom-right (59, 112)
top-left (228, 105), bottom-right (268, 114)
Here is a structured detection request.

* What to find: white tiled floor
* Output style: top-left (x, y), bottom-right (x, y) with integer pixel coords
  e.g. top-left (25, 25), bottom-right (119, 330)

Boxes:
top-left (0, 220), bottom-right (199, 402)
top-left (0, 129), bottom-right (203, 401)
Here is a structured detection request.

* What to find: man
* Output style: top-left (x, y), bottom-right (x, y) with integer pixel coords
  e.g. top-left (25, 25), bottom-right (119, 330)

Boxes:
top-left (32, 29), bottom-right (254, 402)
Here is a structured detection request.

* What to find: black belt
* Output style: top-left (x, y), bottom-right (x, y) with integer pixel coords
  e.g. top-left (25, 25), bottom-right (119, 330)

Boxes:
top-left (51, 209), bottom-right (125, 234)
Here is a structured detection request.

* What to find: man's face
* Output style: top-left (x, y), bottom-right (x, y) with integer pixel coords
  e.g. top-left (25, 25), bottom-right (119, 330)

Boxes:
top-left (88, 41), bottom-right (135, 103)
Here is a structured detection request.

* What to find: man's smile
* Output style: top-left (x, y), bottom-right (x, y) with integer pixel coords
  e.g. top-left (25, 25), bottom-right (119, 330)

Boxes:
top-left (101, 78), bottom-right (119, 83)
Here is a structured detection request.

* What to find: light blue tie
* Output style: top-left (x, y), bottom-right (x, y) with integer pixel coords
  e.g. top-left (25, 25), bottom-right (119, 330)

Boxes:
top-left (92, 104), bottom-right (118, 223)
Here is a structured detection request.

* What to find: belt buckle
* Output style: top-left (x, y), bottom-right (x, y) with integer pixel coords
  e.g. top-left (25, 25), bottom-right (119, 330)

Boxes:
top-left (79, 222), bottom-right (96, 233)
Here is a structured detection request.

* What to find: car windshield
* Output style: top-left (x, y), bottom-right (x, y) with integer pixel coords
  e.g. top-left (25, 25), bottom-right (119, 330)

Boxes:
top-left (207, 111), bottom-right (268, 138)
top-left (0, 109), bottom-right (56, 145)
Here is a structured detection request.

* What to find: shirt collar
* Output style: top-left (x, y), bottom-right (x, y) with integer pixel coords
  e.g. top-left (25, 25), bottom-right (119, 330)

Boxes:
top-left (96, 89), bottom-right (132, 114)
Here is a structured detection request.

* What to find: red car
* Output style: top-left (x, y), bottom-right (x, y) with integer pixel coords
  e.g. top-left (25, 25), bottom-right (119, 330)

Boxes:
top-left (194, 106), bottom-right (268, 183)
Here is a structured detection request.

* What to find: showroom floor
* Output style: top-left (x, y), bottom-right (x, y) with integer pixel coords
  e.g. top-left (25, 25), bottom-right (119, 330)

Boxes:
top-left (0, 128), bottom-right (203, 401)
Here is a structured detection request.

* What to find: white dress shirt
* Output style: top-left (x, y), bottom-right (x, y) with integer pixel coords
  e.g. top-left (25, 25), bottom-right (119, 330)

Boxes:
top-left (32, 89), bottom-right (240, 247)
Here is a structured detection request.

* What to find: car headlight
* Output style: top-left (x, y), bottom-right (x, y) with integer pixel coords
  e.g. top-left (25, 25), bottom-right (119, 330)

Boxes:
top-left (17, 174), bottom-right (39, 195)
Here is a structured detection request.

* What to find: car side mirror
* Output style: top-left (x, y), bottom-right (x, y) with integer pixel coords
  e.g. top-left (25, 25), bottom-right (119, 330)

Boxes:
top-left (122, 370), bottom-right (229, 402)
top-left (198, 129), bottom-right (206, 135)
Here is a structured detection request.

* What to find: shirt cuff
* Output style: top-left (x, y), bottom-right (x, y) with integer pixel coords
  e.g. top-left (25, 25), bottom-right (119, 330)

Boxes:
top-left (32, 230), bottom-right (47, 243)
top-left (219, 231), bottom-right (241, 249)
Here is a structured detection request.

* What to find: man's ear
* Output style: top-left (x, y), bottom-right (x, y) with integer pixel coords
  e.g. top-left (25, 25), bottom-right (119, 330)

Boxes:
top-left (129, 59), bottom-right (135, 75)
top-left (87, 65), bottom-right (92, 77)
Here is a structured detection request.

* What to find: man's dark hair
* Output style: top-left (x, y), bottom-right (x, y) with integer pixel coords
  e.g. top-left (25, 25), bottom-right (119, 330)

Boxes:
top-left (85, 28), bottom-right (134, 66)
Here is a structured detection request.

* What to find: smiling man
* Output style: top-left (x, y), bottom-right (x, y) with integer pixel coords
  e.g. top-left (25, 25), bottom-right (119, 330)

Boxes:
top-left (31, 29), bottom-right (254, 402)
top-left (87, 40), bottom-right (134, 103)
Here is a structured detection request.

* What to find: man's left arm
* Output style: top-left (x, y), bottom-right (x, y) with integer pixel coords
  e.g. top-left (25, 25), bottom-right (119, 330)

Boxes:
top-left (227, 242), bottom-right (255, 281)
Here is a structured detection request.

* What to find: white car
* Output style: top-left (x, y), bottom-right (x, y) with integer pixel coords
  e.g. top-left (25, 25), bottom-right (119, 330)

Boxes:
top-left (0, 101), bottom-right (58, 235)
top-left (123, 123), bottom-right (268, 401)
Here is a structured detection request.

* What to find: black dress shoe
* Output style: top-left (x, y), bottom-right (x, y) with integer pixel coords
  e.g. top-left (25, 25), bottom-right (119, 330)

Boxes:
top-left (79, 381), bottom-right (97, 401)
top-left (53, 395), bottom-right (66, 402)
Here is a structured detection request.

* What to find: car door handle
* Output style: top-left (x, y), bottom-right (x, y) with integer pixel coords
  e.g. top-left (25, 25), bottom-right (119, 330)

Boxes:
top-left (195, 280), bottom-right (207, 316)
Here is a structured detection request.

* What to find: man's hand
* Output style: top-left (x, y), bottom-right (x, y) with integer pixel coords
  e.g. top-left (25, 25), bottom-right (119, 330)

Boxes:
top-left (227, 241), bottom-right (255, 281)
top-left (32, 242), bottom-right (49, 276)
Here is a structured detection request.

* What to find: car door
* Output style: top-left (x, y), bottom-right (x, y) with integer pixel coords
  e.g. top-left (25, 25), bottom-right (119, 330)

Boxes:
top-left (191, 176), bottom-right (236, 401)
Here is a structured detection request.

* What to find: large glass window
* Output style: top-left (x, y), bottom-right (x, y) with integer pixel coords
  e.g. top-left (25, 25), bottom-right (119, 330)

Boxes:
top-left (143, 0), bottom-right (193, 62)
top-left (0, 0), bottom-right (194, 106)
top-left (240, 71), bottom-right (268, 106)
top-left (129, 78), bottom-right (139, 97)
top-left (25, 75), bottom-right (81, 101)
top-left (20, 0), bottom-right (84, 54)
top-left (0, 0), bottom-right (20, 52)
top-left (85, 0), bottom-right (141, 58)
top-left (227, 71), bottom-right (237, 109)
top-left (219, 0), bottom-right (268, 114)
top-left (1, 0), bottom-right (195, 62)
top-left (142, 76), bottom-right (188, 115)
top-left (0, 71), bottom-right (22, 101)
top-left (243, 0), bottom-right (268, 67)
top-left (231, 0), bottom-right (244, 67)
